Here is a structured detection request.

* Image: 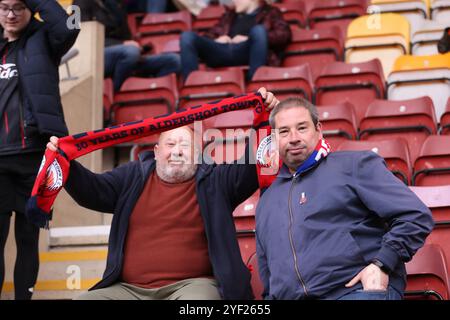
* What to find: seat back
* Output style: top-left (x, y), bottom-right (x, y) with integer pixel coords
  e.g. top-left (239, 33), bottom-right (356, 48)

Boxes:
top-left (247, 65), bottom-right (314, 101)
top-left (337, 139), bottom-right (412, 184)
top-left (410, 185), bottom-right (450, 281)
top-left (283, 26), bottom-right (344, 80)
top-left (273, 1), bottom-right (307, 28)
top-left (315, 59), bottom-right (385, 125)
top-left (388, 53), bottom-right (450, 121)
top-left (179, 69), bottom-right (245, 109)
top-left (112, 75), bottom-right (178, 125)
top-left (247, 252), bottom-right (264, 300)
top-left (317, 103), bottom-right (358, 150)
top-left (359, 96), bottom-right (437, 162)
top-left (405, 244), bottom-right (450, 300)
top-left (413, 135), bottom-right (450, 186)
top-left (193, 5), bottom-right (226, 32)
top-left (441, 98), bottom-right (450, 135)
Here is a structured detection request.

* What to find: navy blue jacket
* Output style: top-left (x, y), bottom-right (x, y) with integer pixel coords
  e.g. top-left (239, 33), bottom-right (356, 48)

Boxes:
top-left (256, 151), bottom-right (434, 300)
top-left (0, 0), bottom-right (79, 137)
top-left (65, 151), bottom-right (258, 299)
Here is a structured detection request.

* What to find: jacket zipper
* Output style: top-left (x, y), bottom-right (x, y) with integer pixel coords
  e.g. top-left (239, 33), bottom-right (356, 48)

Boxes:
top-left (288, 173), bottom-right (309, 296)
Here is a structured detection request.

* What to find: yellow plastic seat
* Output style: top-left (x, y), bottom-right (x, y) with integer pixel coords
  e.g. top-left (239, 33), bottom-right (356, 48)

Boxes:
top-left (346, 13), bottom-right (410, 77)
top-left (388, 53), bottom-right (450, 120)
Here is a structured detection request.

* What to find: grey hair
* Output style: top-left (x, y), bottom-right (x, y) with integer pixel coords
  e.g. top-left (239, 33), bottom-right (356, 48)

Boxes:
top-left (269, 97), bottom-right (319, 129)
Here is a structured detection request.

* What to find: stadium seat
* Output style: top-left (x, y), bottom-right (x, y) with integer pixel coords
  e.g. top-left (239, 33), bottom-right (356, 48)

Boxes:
top-left (273, 1), bottom-right (307, 28)
top-left (282, 26), bottom-right (344, 81)
top-left (314, 59), bottom-right (386, 125)
top-left (431, 0), bottom-right (450, 23)
top-left (178, 69), bottom-right (245, 109)
top-left (103, 78), bottom-right (114, 125)
top-left (192, 5), bottom-right (226, 33)
top-left (345, 13), bottom-right (410, 78)
top-left (308, 0), bottom-right (368, 37)
top-left (410, 184), bottom-right (450, 281)
top-left (387, 53), bottom-right (450, 121)
top-left (127, 13), bottom-right (145, 38)
top-left (404, 244), bottom-right (450, 300)
top-left (317, 103), bottom-right (358, 150)
top-left (368, 0), bottom-right (429, 35)
top-left (359, 96), bottom-right (438, 163)
top-left (111, 75), bottom-right (178, 145)
top-left (247, 252), bottom-right (264, 300)
top-left (412, 135), bottom-right (450, 186)
top-left (440, 98), bottom-right (450, 135)
top-left (138, 11), bottom-right (192, 51)
top-left (337, 139), bottom-right (412, 184)
top-left (247, 65), bottom-right (314, 102)
top-left (412, 20), bottom-right (450, 55)
top-left (233, 192), bottom-right (259, 267)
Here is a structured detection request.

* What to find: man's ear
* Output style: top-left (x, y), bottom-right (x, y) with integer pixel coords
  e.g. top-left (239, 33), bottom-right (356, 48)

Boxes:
top-left (154, 144), bottom-right (159, 158)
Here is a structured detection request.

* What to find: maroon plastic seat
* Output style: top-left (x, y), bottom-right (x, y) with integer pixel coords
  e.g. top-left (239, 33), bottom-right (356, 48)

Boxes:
top-left (308, 0), bottom-right (367, 37)
top-left (103, 78), bottom-right (114, 124)
top-left (405, 244), bottom-right (450, 300)
top-left (192, 5), bottom-right (226, 33)
top-left (413, 135), bottom-right (450, 186)
top-left (440, 98), bottom-right (450, 135)
top-left (410, 185), bottom-right (450, 283)
top-left (283, 26), bottom-right (344, 81)
top-left (273, 1), bottom-right (307, 28)
top-left (247, 65), bottom-right (314, 102)
top-left (315, 59), bottom-right (385, 125)
top-left (337, 138), bottom-right (412, 184)
top-left (359, 96), bottom-right (438, 163)
top-left (179, 69), bottom-right (245, 109)
top-left (317, 102), bottom-right (358, 150)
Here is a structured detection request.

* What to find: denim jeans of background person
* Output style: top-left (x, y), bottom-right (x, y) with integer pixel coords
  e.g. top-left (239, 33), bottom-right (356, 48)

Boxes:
top-left (0, 0), bottom-right (79, 300)
top-left (125, 0), bottom-right (168, 13)
top-left (180, 0), bottom-right (291, 81)
top-left (73, 0), bottom-right (181, 92)
top-left (255, 97), bottom-right (434, 300)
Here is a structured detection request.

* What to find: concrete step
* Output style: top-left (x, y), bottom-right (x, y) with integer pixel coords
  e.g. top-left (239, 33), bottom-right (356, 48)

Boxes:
top-left (2, 248), bottom-right (107, 300)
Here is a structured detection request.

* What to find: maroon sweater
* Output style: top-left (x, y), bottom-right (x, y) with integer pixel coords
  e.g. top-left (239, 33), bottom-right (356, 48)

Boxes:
top-left (121, 172), bottom-right (213, 288)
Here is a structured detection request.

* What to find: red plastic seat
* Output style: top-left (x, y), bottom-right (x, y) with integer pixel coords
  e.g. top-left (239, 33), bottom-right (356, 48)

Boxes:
top-left (103, 78), bottom-right (114, 124)
top-left (247, 252), bottom-right (264, 300)
top-left (413, 135), bottom-right (450, 186)
top-left (192, 5), bottom-right (225, 33)
top-left (138, 11), bottom-right (191, 50)
top-left (440, 98), bottom-right (450, 135)
top-left (308, 0), bottom-right (367, 37)
top-left (283, 26), bottom-right (344, 81)
top-left (405, 244), bottom-right (450, 300)
top-left (337, 139), bottom-right (412, 184)
top-left (233, 192), bottom-right (259, 267)
top-left (111, 75), bottom-right (178, 145)
top-left (273, 1), bottom-right (307, 28)
top-left (179, 69), bottom-right (245, 109)
top-left (317, 102), bottom-right (357, 150)
top-left (359, 97), bottom-right (438, 163)
top-left (410, 185), bottom-right (450, 283)
top-left (247, 65), bottom-right (314, 102)
top-left (127, 13), bottom-right (145, 37)
top-left (315, 59), bottom-right (385, 125)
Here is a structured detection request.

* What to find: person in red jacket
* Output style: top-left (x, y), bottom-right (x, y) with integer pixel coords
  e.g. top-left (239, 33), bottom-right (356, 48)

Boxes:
top-left (180, 0), bottom-right (291, 81)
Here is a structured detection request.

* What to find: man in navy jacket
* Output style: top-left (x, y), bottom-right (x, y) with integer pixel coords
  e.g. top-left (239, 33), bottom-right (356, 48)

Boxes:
top-left (0, 0), bottom-right (79, 299)
top-left (256, 97), bottom-right (434, 300)
top-left (46, 88), bottom-right (279, 300)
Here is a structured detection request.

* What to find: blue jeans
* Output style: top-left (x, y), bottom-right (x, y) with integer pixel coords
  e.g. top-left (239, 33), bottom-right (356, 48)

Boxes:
top-left (104, 44), bottom-right (180, 91)
top-left (180, 25), bottom-right (268, 81)
top-left (337, 286), bottom-right (403, 300)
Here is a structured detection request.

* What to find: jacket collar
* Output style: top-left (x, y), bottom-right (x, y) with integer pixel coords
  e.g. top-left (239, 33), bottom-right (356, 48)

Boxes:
top-left (277, 159), bottom-right (324, 180)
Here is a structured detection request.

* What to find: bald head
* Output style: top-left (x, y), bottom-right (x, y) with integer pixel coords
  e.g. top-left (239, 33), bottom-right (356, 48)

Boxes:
top-left (154, 126), bottom-right (199, 183)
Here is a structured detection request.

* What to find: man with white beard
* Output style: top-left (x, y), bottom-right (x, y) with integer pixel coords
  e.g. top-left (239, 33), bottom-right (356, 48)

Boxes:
top-left (46, 87), bottom-right (278, 300)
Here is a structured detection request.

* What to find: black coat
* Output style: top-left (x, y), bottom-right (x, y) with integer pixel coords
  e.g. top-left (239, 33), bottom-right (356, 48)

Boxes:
top-left (65, 150), bottom-right (259, 299)
top-left (0, 0), bottom-right (80, 137)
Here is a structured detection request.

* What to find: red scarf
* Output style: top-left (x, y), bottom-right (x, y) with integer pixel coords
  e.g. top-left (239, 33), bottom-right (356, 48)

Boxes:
top-left (26, 92), bottom-right (279, 228)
